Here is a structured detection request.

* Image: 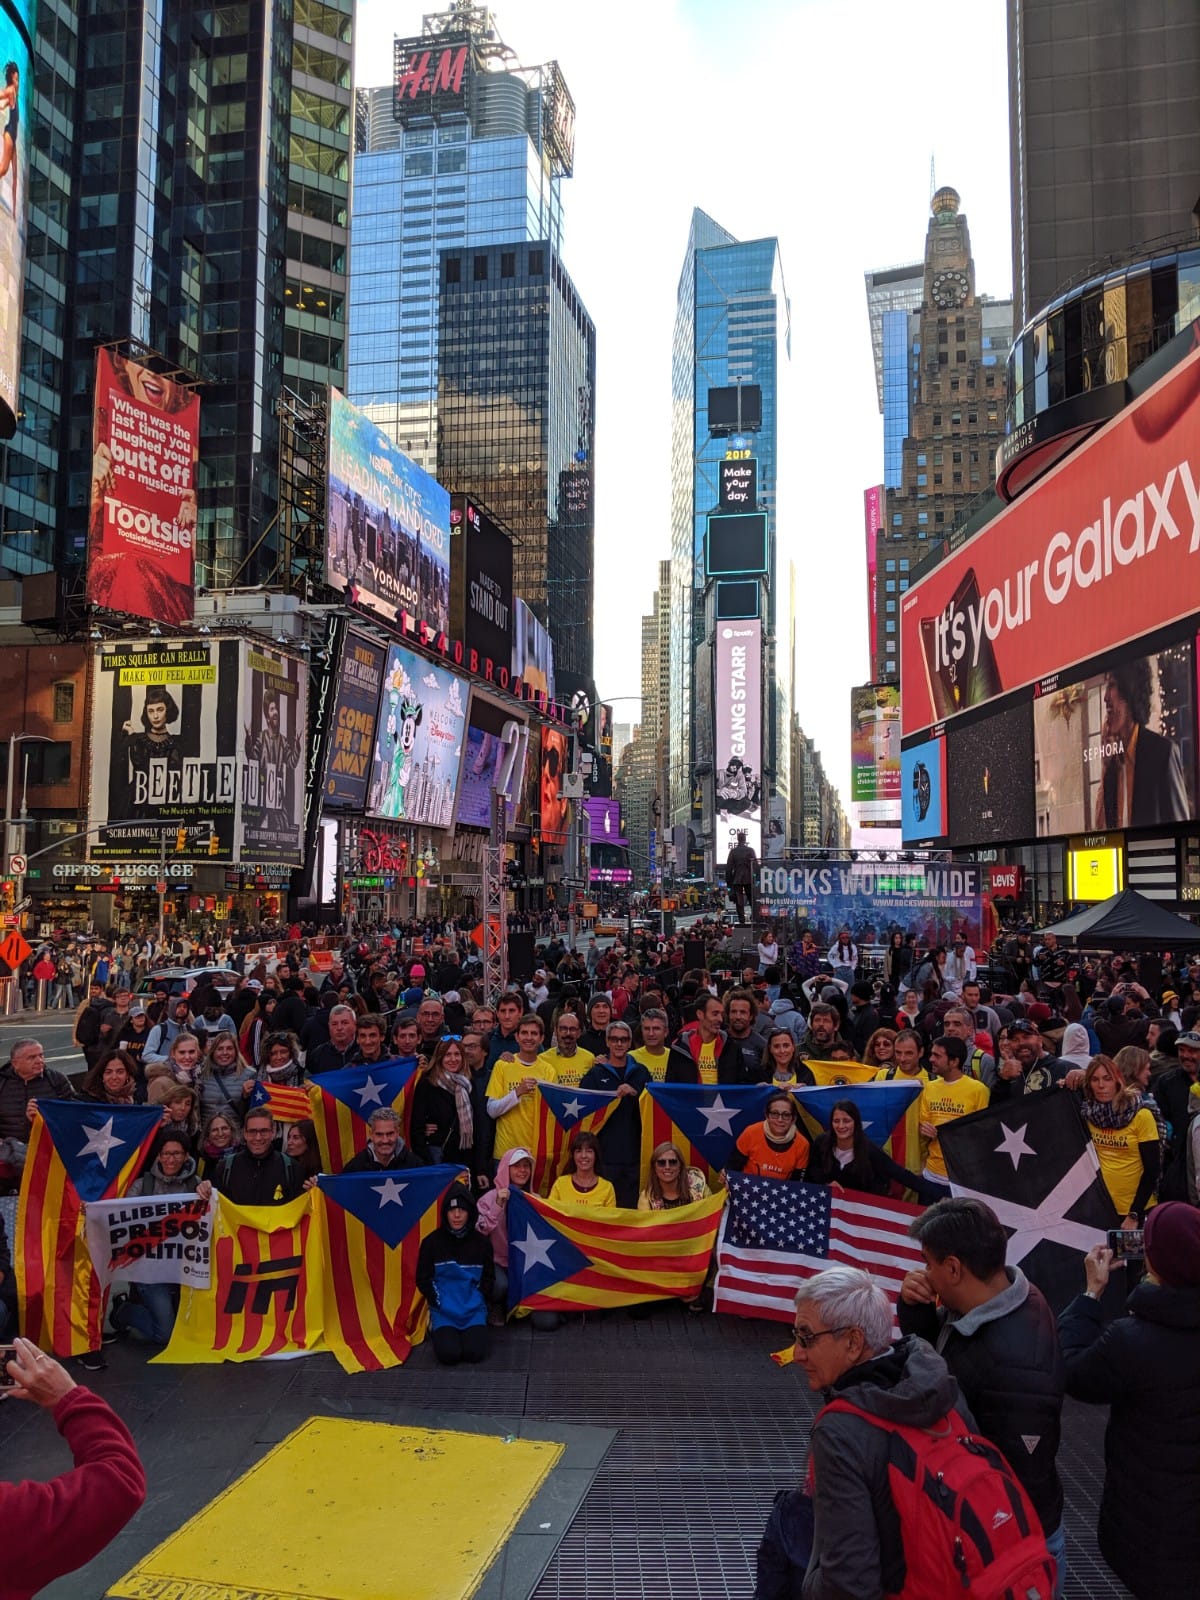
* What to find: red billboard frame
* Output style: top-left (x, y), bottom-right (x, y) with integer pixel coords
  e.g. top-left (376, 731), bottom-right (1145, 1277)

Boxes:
top-left (901, 343), bottom-right (1200, 736)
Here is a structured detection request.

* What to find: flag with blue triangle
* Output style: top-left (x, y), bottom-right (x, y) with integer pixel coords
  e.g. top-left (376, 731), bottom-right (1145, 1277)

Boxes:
top-left (530, 1082), bottom-right (621, 1195)
top-left (17, 1100), bottom-right (162, 1353)
top-left (317, 1164), bottom-right (467, 1370)
top-left (639, 1082), bottom-right (776, 1186)
top-left (793, 1079), bottom-right (924, 1182)
top-left (308, 1056), bottom-right (421, 1173)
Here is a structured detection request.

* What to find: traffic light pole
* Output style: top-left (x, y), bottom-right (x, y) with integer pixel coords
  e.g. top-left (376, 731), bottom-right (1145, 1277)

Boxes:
top-left (159, 827), bottom-right (167, 945)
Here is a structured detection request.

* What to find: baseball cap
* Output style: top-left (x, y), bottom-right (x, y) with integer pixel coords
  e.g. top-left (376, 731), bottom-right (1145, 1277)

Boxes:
top-left (1009, 1018), bottom-right (1040, 1036)
top-left (1175, 1031), bottom-right (1200, 1049)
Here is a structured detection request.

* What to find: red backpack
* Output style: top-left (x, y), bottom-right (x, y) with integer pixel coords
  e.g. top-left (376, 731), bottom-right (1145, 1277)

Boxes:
top-left (814, 1399), bottom-right (1055, 1600)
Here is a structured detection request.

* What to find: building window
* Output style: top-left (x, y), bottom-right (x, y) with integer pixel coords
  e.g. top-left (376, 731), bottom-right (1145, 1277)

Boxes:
top-left (899, 559), bottom-right (909, 570)
top-left (52, 681), bottom-right (74, 723)
top-left (445, 257), bottom-right (461, 283)
top-left (24, 741), bottom-right (71, 785)
top-left (916, 454), bottom-right (926, 466)
top-left (501, 251), bottom-right (515, 279)
top-left (473, 255), bottom-right (488, 281)
top-left (916, 473), bottom-right (927, 486)
top-left (528, 249), bottom-right (544, 275)
top-left (885, 620), bottom-right (896, 633)
top-left (884, 559), bottom-right (896, 571)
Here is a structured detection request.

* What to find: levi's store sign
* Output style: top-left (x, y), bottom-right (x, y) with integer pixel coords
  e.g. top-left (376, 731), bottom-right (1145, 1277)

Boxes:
top-left (901, 343), bottom-right (1200, 736)
top-left (988, 864), bottom-right (1024, 895)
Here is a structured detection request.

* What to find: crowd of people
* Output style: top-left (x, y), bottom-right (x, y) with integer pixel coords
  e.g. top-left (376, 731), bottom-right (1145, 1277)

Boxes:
top-left (1, 917), bottom-right (1198, 1596)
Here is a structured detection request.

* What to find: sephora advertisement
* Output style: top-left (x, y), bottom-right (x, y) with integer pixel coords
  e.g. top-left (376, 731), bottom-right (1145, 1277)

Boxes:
top-left (714, 621), bottom-right (762, 858)
top-left (239, 642), bottom-right (308, 865)
top-left (901, 343), bottom-right (1200, 737)
top-left (322, 632), bottom-right (387, 811)
top-left (88, 349), bottom-right (201, 625)
top-left (1033, 635), bottom-right (1196, 837)
top-left (456, 694), bottom-right (527, 831)
top-left (366, 641), bottom-right (467, 828)
top-left (758, 860), bottom-right (986, 951)
top-left (88, 640), bottom-right (240, 861)
top-left (0, 0), bottom-right (32, 439)
top-left (327, 388), bottom-right (451, 632)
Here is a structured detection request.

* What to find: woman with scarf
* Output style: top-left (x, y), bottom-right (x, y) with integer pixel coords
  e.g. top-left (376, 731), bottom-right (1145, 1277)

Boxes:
top-left (1080, 1054), bottom-right (1161, 1229)
top-left (638, 1142), bottom-right (707, 1209)
top-left (1113, 1045), bottom-right (1170, 1150)
top-left (80, 1051), bottom-right (143, 1106)
top-left (726, 1091), bottom-right (810, 1181)
top-left (411, 1036), bottom-right (475, 1172)
top-left (198, 1030), bottom-right (256, 1130)
top-left (197, 1109), bottom-right (240, 1180)
top-left (145, 1030), bottom-right (203, 1106)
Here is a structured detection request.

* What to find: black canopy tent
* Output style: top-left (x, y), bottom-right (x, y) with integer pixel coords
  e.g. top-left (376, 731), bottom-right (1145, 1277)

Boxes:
top-left (1037, 889), bottom-right (1200, 950)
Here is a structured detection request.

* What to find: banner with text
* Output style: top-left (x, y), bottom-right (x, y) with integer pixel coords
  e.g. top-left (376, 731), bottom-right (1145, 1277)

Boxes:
top-left (239, 641), bottom-right (308, 865)
top-left (714, 620), bottom-right (762, 858)
top-left (85, 1193), bottom-right (212, 1288)
top-left (758, 860), bottom-right (986, 949)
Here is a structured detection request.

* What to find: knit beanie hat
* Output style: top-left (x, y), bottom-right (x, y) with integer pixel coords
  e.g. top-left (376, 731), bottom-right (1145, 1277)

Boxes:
top-left (1144, 1202), bottom-right (1200, 1289)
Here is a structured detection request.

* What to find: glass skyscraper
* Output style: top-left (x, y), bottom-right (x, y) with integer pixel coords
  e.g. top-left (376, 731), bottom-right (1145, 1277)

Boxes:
top-left (347, 63), bottom-right (565, 477)
top-left (668, 208), bottom-right (790, 834)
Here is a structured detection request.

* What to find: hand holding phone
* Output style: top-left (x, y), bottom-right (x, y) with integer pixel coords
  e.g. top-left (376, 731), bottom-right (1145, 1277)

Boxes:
top-left (1106, 1228), bottom-right (1144, 1261)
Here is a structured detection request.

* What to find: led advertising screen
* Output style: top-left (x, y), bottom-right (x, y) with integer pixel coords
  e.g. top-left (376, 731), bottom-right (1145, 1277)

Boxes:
top-left (0, 0), bottom-right (31, 438)
top-left (946, 700), bottom-right (1036, 847)
top-left (901, 730), bottom-right (948, 846)
top-left (864, 485), bottom-right (883, 677)
top-left (327, 388), bottom-right (451, 632)
top-left (585, 798), bottom-right (630, 884)
top-left (719, 457), bottom-right (757, 510)
top-left (714, 620), bottom-right (762, 858)
top-left (850, 683), bottom-right (901, 805)
top-left (512, 597), bottom-right (555, 703)
top-left (1068, 844), bottom-right (1124, 902)
top-left (758, 861), bottom-right (986, 951)
top-left (539, 725), bottom-right (569, 847)
top-left (88, 639), bottom-right (240, 861)
top-left (708, 385), bottom-right (761, 431)
top-left (509, 722), bottom-right (540, 838)
top-left (239, 643), bottom-right (308, 866)
top-left (366, 642), bottom-right (468, 828)
top-left (393, 31), bottom-right (473, 124)
top-left (1033, 636), bottom-right (1196, 836)
top-left (706, 512), bottom-right (768, 578)
top-left (901, 342), bottom-right (1200, 737)
top-left (456, 695), bottom-right (527, 831)
top-left (322, 631), bottom-right (386, 811)
top-left (87, 349), bottom-right (200, 625)
top-left (449, 493), bottom-right (513, 667)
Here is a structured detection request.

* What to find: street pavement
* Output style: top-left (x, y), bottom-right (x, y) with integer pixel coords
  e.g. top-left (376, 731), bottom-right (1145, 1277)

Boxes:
top-left (0, 1305), bottom-right (1128, 1600)
top-left (0, 1007), bottom-right (81, 1074)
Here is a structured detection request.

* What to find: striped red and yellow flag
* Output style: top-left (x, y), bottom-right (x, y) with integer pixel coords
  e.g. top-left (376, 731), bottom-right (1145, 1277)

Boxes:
top-left (530, 1083), bottom-right (622, 1196)
top-left (308, 1057), bottom-right (421, 1173)
top-left (248, 1078), bottom-right (312, 1123)
top-left (316, 1165), bottom-right (466, 1372)
top-left (17, 1100), bottom-right (162, 1355)
top-left (505, 1187), bottom-right (725, 1313)
top-left (155, 1191), bottom-right (323, 1364)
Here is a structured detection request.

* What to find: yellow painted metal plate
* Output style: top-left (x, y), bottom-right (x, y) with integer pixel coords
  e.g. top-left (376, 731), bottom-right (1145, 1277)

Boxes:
top-left (107, 1417), bottom-right (564, 1600)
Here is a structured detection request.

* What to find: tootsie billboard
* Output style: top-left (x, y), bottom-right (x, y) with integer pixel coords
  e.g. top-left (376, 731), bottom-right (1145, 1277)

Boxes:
top-left (901, 344), bottom-right (1200, 737)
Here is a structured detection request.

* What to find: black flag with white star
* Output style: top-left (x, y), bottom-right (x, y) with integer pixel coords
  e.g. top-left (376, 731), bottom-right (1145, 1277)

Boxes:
top-left (939, 1091), bottom-right (1120, 1313)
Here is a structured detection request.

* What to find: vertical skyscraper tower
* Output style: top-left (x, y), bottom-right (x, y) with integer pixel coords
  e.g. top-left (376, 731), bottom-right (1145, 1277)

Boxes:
top-left (347, 4), bottom-right (572, 476)
top-left (668, 209), bottom-right (789, 857)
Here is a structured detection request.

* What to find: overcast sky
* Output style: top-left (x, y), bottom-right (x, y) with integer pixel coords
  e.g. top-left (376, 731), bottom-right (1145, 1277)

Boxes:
top-left (355, 0), bottom-right (1013, 805)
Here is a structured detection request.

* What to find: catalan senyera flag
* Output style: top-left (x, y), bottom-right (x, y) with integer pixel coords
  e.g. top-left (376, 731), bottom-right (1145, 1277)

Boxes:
top-left (316, 1164), bottom-right (466, 1373)
top-left (530, 1083), bottom-right (622, 1196)
top-left (505, 1186), bottom-right (725, 1313)
top-left (155, 1191), bottom-right (323, 1364)
top-left (639, 1082), bottom-right (775, 1188)
top-left (792, 1080), bottom-right (924, 1175)
top-left (248, 1078), bottom-right (312, 1124)
top-left (308, 1056), bottom-right (421, 1173)
top-left (17, 1100), bottom-right (162, 1355)
top-left (802, 1059), bottom-right (879, 1087)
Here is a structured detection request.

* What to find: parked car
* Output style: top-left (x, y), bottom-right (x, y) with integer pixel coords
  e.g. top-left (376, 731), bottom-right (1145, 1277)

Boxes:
top-left (135, 966), bottom-right (240, 1000)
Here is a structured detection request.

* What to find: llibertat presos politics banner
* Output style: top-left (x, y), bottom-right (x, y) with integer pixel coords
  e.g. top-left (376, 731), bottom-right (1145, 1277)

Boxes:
top-left (714, 620), bottom-right (762, 859)
top-left (87, 349), bottom-right (200, 625)
top-left (239, 641), bottom-right (308, 866)
top-left (901, 343), bottom-right (1200, 737)
top-left (326, 387), bottom-right (451, 633)
top-left (88, 639), bottom-right (240, 861)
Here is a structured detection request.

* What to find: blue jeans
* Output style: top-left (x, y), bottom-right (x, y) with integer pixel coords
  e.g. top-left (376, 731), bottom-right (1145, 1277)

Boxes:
top-left (114, 1282), bottom-right (178, 1344)
top-left (1045, 1520), bottom-right (1066, 1600)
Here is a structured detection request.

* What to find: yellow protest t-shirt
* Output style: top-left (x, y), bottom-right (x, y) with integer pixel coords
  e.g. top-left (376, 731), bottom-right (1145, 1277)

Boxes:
top-left (630, 1046), bottom-right (670, 1082)
top-left (875, 1066), bottom-right (929, 1085)
top-left (1088, 1107), bottom-right (1160, 1217)
top-left (920, 1074), bottom-right (991, 1179)
top-left (548, 1174), bottom-right (617, 1208)
top-left (486, 1055), bottom-right (559, 1158)
top-left (697, 1038), bottom-right (718, 1085)
top-left (537, 1046), bottom-right (595, 1090)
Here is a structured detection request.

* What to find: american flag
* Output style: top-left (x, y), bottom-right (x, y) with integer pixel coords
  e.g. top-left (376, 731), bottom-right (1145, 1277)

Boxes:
top-left (713, 1171), bottom-right (926, 1326)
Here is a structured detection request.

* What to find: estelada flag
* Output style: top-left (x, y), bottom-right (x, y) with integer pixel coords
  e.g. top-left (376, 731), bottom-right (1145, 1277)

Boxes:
top-left (316, 1164), bottom-right (466, 1373)
top-left (802, 1059), bottom-right (879, 1087)
top-left (793, 1080), bottom-right (924, 1174)
top-left (156, 1191), bottom-right (323, 1363)
top-left (248, 1078), bottom-right (311, 1124)
top-left (308, 1056), bottom-right (421, 1173)
top-left (530, 1083), bottom-right (622, 1196)
top-left (17, 1100), bottom-right (162, 1355)
top-left (505, 1186), bottom-right (725, 1314)
top-left (940, 1089), bottom-right (1118, 1313)
top-left (639, 1082), bottom-right (775, 1188)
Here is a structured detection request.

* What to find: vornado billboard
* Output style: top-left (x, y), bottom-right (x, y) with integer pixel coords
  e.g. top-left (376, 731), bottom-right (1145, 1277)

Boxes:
top-left (901, 344), bottom-right (1200, 738)
top-left (713, 620), bottom-right (762, 859)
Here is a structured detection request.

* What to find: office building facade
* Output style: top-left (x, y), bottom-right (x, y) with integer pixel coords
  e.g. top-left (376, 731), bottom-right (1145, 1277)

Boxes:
top-left (1008, 0), bottom-right (1200, 327)
top-left (872, 188), bottom-right (1012, 680)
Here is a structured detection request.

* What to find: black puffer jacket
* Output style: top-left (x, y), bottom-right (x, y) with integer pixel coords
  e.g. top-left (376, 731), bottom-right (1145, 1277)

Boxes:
top-left (898, 1267), bottom-right (1064, 1536)
top-left (802, 1336), bottom-right (972, 1600)
top-left (1059, 1281), bottom-right (1200, 1600)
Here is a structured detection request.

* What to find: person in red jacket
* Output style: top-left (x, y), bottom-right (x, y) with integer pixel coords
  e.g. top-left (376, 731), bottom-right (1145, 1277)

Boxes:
top-left (1, 1337), bottom-right (146, 1600)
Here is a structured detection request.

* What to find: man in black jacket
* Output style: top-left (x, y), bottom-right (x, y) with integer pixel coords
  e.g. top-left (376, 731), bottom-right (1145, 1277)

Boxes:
top-left (342, 1107), bottom-right (423, 1172)
top-left (899, 1197), bottom-right (1066, 1594)
top-left (665, 993), bottom-right (753, 1084)
top-left (580, 1020), bottom-right (649, 1205)
top-left (0, 1039), bottom-right (76, 1141)
top-left (306, 1004), bottom-right (361, 1076)
top-left (847, 981), bottom-right (881, 1059)
top-left (197, 1107), bottom-right (303, 1205)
